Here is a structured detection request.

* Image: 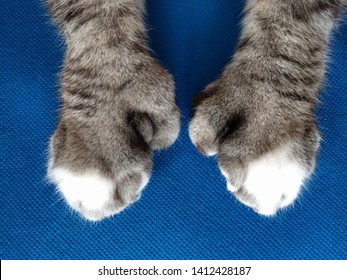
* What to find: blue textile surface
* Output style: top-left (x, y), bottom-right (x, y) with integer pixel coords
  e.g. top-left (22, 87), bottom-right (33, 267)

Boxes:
top-left (1, 0), bottom-right (346, 260)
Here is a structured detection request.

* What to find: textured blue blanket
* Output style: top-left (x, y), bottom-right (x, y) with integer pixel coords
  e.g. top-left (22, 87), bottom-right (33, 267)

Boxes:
top-left (1, 0), bottom-right (346, 259)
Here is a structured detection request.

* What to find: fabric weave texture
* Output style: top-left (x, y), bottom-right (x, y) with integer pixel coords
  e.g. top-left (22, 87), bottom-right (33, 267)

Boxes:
top-left (1, 0), bottom-right (346, 259)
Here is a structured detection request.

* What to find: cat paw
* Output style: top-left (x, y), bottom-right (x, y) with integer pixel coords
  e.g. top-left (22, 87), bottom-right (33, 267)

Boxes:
top-left (190, 76), bottom-right (320, 216)
top-left (47, 119), bottom-right (154, 221)
top-left (49, 59), bottom-right (179, 221)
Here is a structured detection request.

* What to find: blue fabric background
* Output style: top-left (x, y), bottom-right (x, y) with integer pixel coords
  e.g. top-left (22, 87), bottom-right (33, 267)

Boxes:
top-left (1, 0), bottom-right (346, 260)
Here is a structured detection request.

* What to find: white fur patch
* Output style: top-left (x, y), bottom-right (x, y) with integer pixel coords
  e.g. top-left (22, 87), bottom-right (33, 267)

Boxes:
top-left (138, 171), bottom-right (150, 194)
top-left (221, 144), bottom-right (307, 216)
top-left (49, 167), bottom-right (149, 221)
top-left (220, 168), bottom-right (238, 192)
top-left (243, 144), bottom-right (306, 216)
top-left (50, 168), bottom-right (116, 221)
top-left (226, 181), bottom-right (238, 193)
top-left (206, 150), bottom-right (217, 156)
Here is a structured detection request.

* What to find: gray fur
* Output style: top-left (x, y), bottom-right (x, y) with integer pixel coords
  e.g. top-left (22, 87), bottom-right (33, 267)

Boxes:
top-left (47, 0), bottom-right (346, 219)
top-left (47, 0), bottom-right (180, 218)
top-left (189, 0), bottom-right (346, 211)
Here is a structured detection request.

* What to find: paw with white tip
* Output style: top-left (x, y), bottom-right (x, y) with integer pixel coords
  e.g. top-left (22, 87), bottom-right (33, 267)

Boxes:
top-left (47, 111), bottom-right (154, 222)
top-left (48, 45), bottom-right (180, 221)
top-left (190, 73), bottom-right (320, 216)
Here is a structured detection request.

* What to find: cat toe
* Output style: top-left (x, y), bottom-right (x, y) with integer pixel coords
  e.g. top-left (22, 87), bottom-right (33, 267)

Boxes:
top-left (149, 108), bottom-right (181, 150)
top-left (189, 116), bottom-right (218, 156)
top-left (49, 167), bottom-right (150, 221)
top-left (221, 143), bottom-right (309, 216)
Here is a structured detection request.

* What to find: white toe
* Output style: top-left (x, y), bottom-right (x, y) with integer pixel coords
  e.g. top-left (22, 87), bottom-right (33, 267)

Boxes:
top-left (239, 143), bottom-right (307, 215)
top-left (49, 167), bottom-right (116, 221)
top-left (49, 166), bottom-right (151, 221)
